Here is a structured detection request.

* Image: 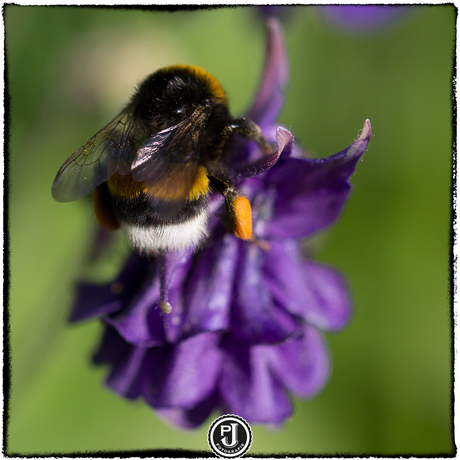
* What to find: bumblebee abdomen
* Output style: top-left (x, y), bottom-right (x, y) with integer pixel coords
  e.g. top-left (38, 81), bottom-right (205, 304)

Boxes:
top-left (94, 171), bottom-right (210, 252)
top-left (107, 172), bottom-right (147, 198)
top-left (107, 167), bottom-right (209, 203)
top-left (121, 211), bottom-right (209, 253)
top-left (109, 190), bottom-right (208, 226)
top-left (115, 193), bottom-right (209, 252)
top-left (187, 165), bottom-right (209, 201)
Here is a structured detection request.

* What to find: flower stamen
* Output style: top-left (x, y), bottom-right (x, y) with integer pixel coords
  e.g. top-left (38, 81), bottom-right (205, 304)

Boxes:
top-left (159, 255), bottom-right (173, 314)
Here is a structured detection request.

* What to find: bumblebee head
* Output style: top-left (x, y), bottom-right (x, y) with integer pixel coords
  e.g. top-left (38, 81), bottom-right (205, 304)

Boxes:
top-left (132, 65), bottom-right (229, 131)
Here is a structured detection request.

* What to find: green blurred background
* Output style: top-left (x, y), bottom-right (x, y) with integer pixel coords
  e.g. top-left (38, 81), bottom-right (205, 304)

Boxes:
top-left (6, 5), bottom-right (454, 455)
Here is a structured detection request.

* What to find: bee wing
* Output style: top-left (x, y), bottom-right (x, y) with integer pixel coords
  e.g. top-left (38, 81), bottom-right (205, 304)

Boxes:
top-left (131, 120), bottom-right (201, 219)
top-left (52, 107), bottom-right (140, 202)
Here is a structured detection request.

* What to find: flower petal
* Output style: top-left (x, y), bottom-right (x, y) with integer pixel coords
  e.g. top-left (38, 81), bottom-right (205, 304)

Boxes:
top-left (231, 243), bottom-right (300, 344)
top-left (233, 126), bottom-right (293, 180)
top-left (92, 325), bottom-right (147, 399)
top-left (68, 253), bottom-right (150, 322)
top-left (143, 332), bottom-right (222, 409)
top-left (164, 234), bottom-right (238, 343)
top-left (264, 240), bottom-right (352, 331)
top-left (105, 251), bottom-right (193, 347)
top-left (268, 326), bottom-right (330, 398)
top-left (266, 120), bottom-right (371, 239)
top-left (156, 392), bottom-right (219, 429)
top-left (104, 267), bottom-right (165, 347)
top-left (106, 344), bottom-right (149, 400)
top-left (220, 337), bottom-right (293, 424)
top-left (228, 17), bottom-right (289, 170)
top-left (246, 17), bottom-right (289, 131)
top-left (93, 323), bottom-right (132, 366)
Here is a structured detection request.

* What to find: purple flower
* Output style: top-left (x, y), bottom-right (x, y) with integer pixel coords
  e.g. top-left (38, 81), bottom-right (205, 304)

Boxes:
top-left (318, 5), bottom-right (412, 34)
top-left (68, 18), bottom-right (371, 428)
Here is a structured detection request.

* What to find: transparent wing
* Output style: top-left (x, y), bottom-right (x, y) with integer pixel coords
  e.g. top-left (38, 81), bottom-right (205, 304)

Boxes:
top-left (131, 119), bottom-right (202, 218)
top-left (52, 107), bottom-right (141, 202)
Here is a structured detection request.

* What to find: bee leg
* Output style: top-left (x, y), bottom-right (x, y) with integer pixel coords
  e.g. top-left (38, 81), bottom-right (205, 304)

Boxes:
top-left (213, 124), bottom-right (237, 158)
top-left (209, 176), bottom-right (252, 240)
top-left (232, 117), bottom-right (276, 155)
top-left (210, 176), bottom-right (271, 248)
top-left (158, 255), bottom-right (172, 314)
top-left (214, 118), bottom-right (275, 158)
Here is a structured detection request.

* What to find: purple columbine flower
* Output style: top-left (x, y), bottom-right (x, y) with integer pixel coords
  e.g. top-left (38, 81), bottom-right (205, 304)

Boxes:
top-left (68, 18), bottom-right (371, 427)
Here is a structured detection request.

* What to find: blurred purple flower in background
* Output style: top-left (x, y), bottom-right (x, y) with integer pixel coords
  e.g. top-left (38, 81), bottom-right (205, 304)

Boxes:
top-left (318, 5), bottom-right (412, 34)
top-left (68, 18), bottom-right (371, 427)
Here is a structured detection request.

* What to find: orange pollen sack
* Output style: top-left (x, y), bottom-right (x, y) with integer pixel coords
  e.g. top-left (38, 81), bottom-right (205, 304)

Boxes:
top-left (232, 196), bottom-right (252, 240)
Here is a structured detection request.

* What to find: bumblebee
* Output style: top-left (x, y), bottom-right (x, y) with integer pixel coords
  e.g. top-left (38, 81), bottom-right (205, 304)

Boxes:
top-left (52, 65), bottom-right (274, 253)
